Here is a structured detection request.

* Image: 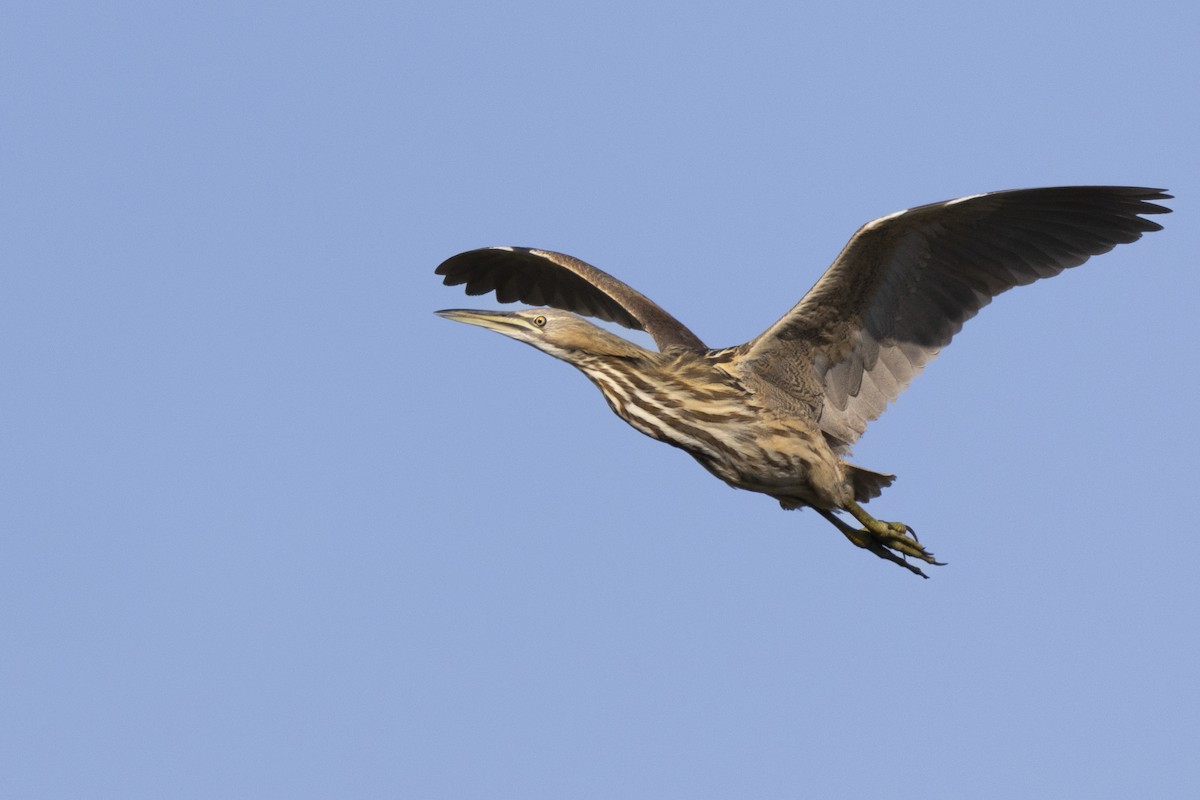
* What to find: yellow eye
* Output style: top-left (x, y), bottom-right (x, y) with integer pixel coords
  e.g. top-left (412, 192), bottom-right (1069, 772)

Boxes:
top-left (532, 315), bottom-right (547, 328)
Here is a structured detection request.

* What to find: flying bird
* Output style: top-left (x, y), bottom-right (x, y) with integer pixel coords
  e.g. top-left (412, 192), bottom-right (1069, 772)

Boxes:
top-left (435, 186), bottom-right (1171, 577)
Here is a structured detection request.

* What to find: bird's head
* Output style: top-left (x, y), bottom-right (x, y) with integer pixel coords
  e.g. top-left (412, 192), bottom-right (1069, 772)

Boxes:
top-left (435, 308), bottom-right (649, 362)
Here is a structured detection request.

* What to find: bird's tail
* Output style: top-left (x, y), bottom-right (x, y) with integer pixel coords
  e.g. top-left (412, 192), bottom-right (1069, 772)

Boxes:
top-left (847, 465), bottom-right (895, 503)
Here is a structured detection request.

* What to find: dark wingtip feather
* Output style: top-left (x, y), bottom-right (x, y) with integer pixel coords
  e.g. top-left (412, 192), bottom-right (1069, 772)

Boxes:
top-left (433, 246), bottom-right (707, 351)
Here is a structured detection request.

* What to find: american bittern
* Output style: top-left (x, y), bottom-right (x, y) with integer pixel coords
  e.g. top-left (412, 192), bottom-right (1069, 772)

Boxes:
top-left (435, 186), bottom-right (1170, 577)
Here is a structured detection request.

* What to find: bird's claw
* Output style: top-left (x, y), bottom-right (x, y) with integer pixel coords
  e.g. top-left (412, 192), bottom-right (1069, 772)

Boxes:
top-left (840, 521), bottom-right (942, 579)
top-left (827, 503), bottom-right (946, 578)
top-left (871, 521), bottom-right (932, 560)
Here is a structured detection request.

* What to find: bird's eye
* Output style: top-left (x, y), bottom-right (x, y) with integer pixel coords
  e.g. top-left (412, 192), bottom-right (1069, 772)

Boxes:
top-left (532, 315), bottom-right (547, 328)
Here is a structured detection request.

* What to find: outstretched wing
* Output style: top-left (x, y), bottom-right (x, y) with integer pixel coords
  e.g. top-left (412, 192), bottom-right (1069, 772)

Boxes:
top-left (741, 186), bottom-right (1172, 449)
top-left (436, 246), bottom-right (706, 352)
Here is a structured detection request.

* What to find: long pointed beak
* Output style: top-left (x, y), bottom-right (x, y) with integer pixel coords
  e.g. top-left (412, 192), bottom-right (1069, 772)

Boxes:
top-left (435, 309), bottom-right (532, 336)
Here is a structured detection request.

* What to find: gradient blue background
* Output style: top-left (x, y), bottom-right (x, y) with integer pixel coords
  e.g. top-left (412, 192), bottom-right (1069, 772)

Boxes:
top-left (4, 1), bottom-right (1198, 797)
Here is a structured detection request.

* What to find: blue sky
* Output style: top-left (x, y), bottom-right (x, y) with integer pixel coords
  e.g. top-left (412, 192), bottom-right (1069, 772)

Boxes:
top-left (3, 1), bottom-right (1198, 797)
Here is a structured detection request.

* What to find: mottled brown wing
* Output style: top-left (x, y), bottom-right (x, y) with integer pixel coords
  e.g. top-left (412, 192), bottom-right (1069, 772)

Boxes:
top-left (436, 246), bottom-right (706, 352)
top-left (742, 186), bottom-right (1171, 449)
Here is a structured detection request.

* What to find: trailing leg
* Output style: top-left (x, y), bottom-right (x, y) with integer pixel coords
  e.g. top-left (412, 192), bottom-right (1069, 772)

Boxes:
top-left (816, 503), bottom-right (944, 578)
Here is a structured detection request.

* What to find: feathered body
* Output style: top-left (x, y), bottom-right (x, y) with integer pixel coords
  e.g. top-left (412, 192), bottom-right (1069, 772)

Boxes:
top-left (562, 338), bottom-right (880, 510)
